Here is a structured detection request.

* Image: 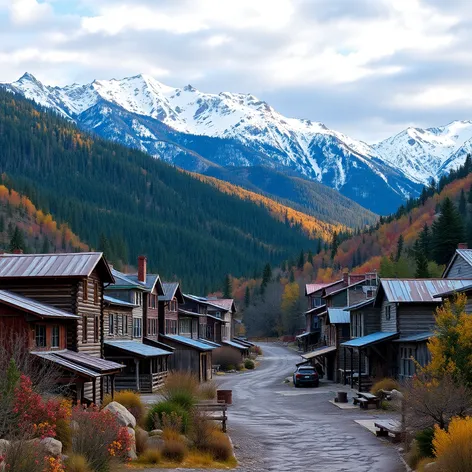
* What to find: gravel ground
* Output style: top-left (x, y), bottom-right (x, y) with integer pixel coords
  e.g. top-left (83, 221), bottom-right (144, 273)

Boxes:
top-left (146, 343), bottom-right (405, 472)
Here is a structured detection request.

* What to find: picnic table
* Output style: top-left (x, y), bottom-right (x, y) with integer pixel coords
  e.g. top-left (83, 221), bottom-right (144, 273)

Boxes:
top-left (374, 419), bottom-right (404, 443)
top-left (352, 391), bottom-right (380, 409)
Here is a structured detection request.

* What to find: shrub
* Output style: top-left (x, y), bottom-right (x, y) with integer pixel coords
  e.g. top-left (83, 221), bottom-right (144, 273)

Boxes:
top-left (102, 391), bottom-right (145, 424)
top-left (64, 454), bottom-right (92, 472)
top-left (416, 428), bottom-right (435, 458)
top-left (168, 391), bottom-right (196, 410)
top-left (146, 401), bottom-right (189, 433)
top-left (224, 364), bottom-right (235, 371)
top-left (134, 426), bottom-right (148, 454)
top-left (433, 416), bottom-right (472, 471)
top-left (244, 359), bottom-right (255, 370)
top-left (71, 405), bottom-right (132, 471)
top-left (405, 440), bottom-right (422, 470)
top-left (198, 381), bottom-right (217, 400)
top-left (162, 372), bottom-right (199, 404)
top-left (416, 458), bottom-right (436, 472)
top-left (2, 441), bottom-right (47, 472)
top-left (251, 345), bottom-right (263, 356)
top-left (370, 378), bottom-right (399, 397)
top-left (208, 431), bottom-right (233, 462)
top-left (188, 410), bottom-right (218, 450)
top-left (136, 448), bottom-right (161, 465)
top-left (56, 418), bottom-right (72, 452)
top-left (235, 363), bottom-right (244, 371)
top-left (161, 439), bottom-right (187, 462)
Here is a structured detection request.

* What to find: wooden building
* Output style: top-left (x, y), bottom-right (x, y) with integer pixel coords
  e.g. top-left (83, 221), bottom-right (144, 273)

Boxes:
top-left (443, 246), bottom-right (472, 278)
top-left (342, 278), bottom-right (470, 390)
top-left (0, 252), bottom-right (123, 403)
top-left (158, 282), bottom-right (184, 336)
top-left (103, 259), bottom-right (171, 393)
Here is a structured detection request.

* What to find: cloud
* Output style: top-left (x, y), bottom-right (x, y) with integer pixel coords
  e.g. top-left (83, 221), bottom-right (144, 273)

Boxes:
top-left (0, 0), bottom-right (471, 141)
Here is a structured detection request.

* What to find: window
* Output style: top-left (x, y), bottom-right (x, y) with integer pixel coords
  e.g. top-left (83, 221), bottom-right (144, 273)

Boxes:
top-left (51, 325), bottom-right (60, 348)
top-left (83, 279), bottom-right (88, 301)
top-left (179, 319), bottom-right (191, 336)
top-left (401, 347), bottom-right (415, 378)
top-left (151, 294), bottom-right (157, 309)
top-left (134, 292), bottom-right (142, 306)
top-left (94, 282), bottom-right (99, 304)
top-left (351, 312), bottom-right (364, 338)
top-left (83, 316), bottom-right (88, 343)
top-left (385, 305), bottom-right (391, 321)
top-left (35, 325), bottom-right (46, 348)
top-left (311, 297), bottom-right (323, 308)
top-left (149, 319), bottom-right (157, 336)
top-left (133, 318), bottom-right (142, 338)
top-left (169, 300), bottom-right (177, 312)
top-left (124, 315), bottom-right (129, 335)
top-left (109, 314), bottom-right (115, 335)
top-left (94, 316), bottom-right (99, 343)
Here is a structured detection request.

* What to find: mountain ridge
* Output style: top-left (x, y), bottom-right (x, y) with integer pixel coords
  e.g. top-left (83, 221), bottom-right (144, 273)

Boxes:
top-left (3, 72), bottom-right (423, 214)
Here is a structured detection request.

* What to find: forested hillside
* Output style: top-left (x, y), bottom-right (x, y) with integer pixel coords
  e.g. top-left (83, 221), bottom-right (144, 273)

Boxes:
top-left (0, 90), bottom-right (323, 292)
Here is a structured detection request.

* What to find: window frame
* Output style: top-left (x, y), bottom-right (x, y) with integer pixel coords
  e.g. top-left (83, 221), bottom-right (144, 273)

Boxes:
top-left (385, 304), bottom-right (391, 321)
top-left (35, 324), bottom-right (47, 348)
top-left (51, 325), bottom-right (60, 348)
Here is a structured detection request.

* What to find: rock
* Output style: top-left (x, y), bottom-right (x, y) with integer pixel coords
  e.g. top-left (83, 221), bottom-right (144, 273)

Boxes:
top-left (147, 435), bottom-right (164, 450)
top-left (149, 429), bottom-right (163, 437)
top-left (0, 439), bottom-right (9, 455)
top-left (126, 427), bottom-right (138, 460)
top-left (103, 401), bottom-right (136, 428)
top-left (40, 438), bottom-right (63, 456)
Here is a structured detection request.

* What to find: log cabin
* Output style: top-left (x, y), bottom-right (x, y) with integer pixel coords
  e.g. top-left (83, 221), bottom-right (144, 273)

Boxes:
top-left (0, 252), bottom-right (123, 403)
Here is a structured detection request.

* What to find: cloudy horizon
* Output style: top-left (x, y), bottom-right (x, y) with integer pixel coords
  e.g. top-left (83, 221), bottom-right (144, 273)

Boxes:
top-left (1, 0), bottom-right (471, 142)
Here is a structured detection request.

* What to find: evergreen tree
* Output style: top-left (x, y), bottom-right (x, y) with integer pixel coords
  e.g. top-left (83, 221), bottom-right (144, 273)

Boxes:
top-left (244, 286), bottom-right (250, 308)
top-left (98, 233), bottom-right (112, 260)
top-left (41, 237), bottom-right (50, 254)
top-left (418, 223), bottom-right (431, 259)
top-left (260, 263), bottom-right (272, 295)
top-left (468, 186), bottom-right (472, 204)
top-left (316, 238), bottom-right (322, 255)
top-left (396, 235), bottom-right (404, 262)
top-left (431, 197), bottom-right (465, 265)
top-left (281, 260), bottom-right (287, 272)
top-left (297, 250), bottom-right (304, 269)
top-left (330, 231), bottom-right (339, 260)
top-left (9, 226), bottom-right (26, 253)
top-left (289, 269), bottom-right (295, 283)
top-left (0, 215), bottom-right (4, 233)
top-left (459, 189), bottom-right (467, 216)
top-left (222, 274), bottom-right (232, 299)
top-left (414, 240), bottom-right (430, 278)
top-left (307, 250), bottom-right (313, 265)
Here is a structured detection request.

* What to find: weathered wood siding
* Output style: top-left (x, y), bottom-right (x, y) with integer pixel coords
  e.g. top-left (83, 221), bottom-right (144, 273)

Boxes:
top-left (397, 304), bottom-right (437, 335)
top-left (76, 271), bottom-right (103, 357)
top-left (444, 255), bottom-right (472, 278)
top-left (329, 291), bottom-right (347, 308)
top-left (104, 305), bottom-right (133, 340)
top-left (380, 300), bottom-right (397, 332)
top-left (364, 307), bottom-right (381, 334)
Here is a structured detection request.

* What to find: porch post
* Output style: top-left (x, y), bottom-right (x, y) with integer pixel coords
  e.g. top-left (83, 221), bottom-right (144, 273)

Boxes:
top-left (350, 348), bottom-right (354, 389)
top-left (358, 349), bottom-right (362, 392)
top-left (111, 374), bottom-right (116, 400)
top-left (343, 347), bottom-right (347, 385)
top-left (92, 378), bottom-right (97, 405)
top-left (135, 359), bottom-right (140, 391)
top-left (76, 380), bottom-right (84, 404)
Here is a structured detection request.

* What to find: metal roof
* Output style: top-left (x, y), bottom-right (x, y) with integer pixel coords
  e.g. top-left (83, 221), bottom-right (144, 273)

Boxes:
top-left (104, 295), bottom-right (137, 308)
top-left (295, 332), bottom-right (311, 339)
top-left (345, 298), bottom-right (375, 311)
top-left (105, 340), bottom-right (171, 357)
top-left (342, 331), bottom-right (398, 348)
top-left (109, 269), bottom-right (147, 290)
top-left (326, 279), bottom-right (367, 298)
top-left (233, 337), bottom-right (254, 347)
top-left (433, 283), bottom-right (472, 298)
top-left (206, 314), bottom-right (227, 322)
top-left (0, 290), bottom-right (79, 319)
top-left (126, 274), bottom-right (163, 295)
top-left (393, 332), bottom-right (433, 343)
top-left (206, 298), bottom-right (235, 312)
top-left (163, 335), bottom-right (216, 351)
top-left (222, 339), bottom-right (249, 350)
top-left (159, 282), bottom-right (183, 302)
top-left (55, 350), bottom-right (123, 373)
top-left (443, 249), bottom-right (472, 277)
top-left (143, 337), bottom-right (175, 351)
top-left (198, 339), bottom-right (221, 348)
top-left (184, 294), bottom-right (231, 311)
top-left (32, 351), bottom-right (102, 379)
top-left (327, 308), bottom-right (350, 324)
top-left (304, 305), bottom-right (327, 316)
top-left (0, 252), bottom-right (112, 281)
top-left (379, 279), bottom-right (472, 303)
top-left (179, 308), bottom-right (203, 317)
top-left (305, 282), bottom-right (335, 296)
top-left (301, 345), bottom-right (336, 360)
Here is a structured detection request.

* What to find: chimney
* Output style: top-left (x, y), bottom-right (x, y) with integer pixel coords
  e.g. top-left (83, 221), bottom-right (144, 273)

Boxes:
top-left (458, 243), bottom-right (468, 250)
top-left (138, 256), bottom-right (147, 283)
top-left (343, 271), bottom-right (349, 286)
top-left (12, 249), bottom-right (23, 254)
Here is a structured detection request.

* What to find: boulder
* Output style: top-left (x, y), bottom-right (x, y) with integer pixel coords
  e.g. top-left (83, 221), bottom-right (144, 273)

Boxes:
top-left (103, 402), bottom-right (136, 428)
top-left (0, 439), bottom-right (9, 455)
top-left (40, 438), bottom-right (63, 456)
top-left (126, 427), bottom-right (138, 460)
top-left (147, 435), bottom-right (164, 450)
top-left (149, 429), bottom-right (163, 437)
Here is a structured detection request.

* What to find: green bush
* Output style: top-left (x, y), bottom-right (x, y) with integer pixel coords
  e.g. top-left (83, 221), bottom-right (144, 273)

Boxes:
top-left (244, 359), bottom-right (255, 370)
top-left (167, 391), bottom-right (196, 410)
top-left (146, 401), bottom-right (189, 433)
top-left (416, 428), bottom-right (435, 458)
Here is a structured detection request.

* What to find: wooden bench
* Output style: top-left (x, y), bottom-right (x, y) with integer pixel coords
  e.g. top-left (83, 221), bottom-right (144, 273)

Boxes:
top-left (353, 392), bottom-right (380, 409)
top-left (195, 402), bottom-right (228, 432)
top-left (374, 420), bottom-right (404, 443)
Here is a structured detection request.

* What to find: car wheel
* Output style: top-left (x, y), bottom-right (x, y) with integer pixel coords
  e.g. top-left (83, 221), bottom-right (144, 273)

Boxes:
top-left (314, 382), bottom-right (319, 388)
top-left (294, 381), bottom-right (299, 388)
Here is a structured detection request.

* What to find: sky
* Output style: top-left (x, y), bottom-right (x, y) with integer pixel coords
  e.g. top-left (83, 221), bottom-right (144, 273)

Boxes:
top-left (1, 0), bottom-right (471, 142)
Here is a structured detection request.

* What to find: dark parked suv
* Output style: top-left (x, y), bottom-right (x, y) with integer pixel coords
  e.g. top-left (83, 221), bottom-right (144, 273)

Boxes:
top-left (293, 366), bottom-right (319, 388)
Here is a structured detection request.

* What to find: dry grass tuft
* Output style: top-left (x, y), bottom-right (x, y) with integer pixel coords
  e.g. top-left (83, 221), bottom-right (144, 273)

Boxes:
top-left (161, 439), bottom-right (188, 462)
top-left (136, 448), bottom-right (161, 465)
top-left (102, 390), bottom-right (146, 424)
top-left (64, 454), bottom-right (92, 472)
top-left (198, 380), bottom-right (218, 400)
top-left (370, 378), bottom-right (399, 396)
top-left (207, 430), bottom-right (234, 462)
